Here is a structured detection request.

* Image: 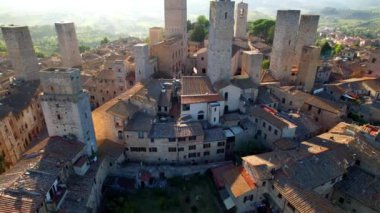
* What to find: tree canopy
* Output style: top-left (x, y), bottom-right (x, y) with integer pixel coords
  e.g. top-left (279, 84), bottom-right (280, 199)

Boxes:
top-left (188, 15), bottom-right (209, 42)
top-left (248, 19), bottom-right (275, 44)
top-left (100, 37), bottom-right (110, 45)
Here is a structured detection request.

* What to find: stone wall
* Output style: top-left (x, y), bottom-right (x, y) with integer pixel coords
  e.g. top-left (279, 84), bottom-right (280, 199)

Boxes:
top-left (55, 22), bottom-right (82, 68)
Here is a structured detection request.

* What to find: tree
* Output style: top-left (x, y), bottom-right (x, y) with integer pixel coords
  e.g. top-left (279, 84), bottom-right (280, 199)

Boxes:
top-left (190, 24), bottom-right (206, 43)
top-left (334, 44), bottom-right (343, 55)
top-left (197, 15), bottom-right (209, 29)
top-left (262, 59), bottom-right (270, 69)
top-left (321, 41), bottom-right (333, 58)
top-left (100, 37), bottom-right (109, 45)
top-left (0, 41), bottom-right (6, 52)
top-left (187, 20), bottom-right (193, 32)
top-left (248, 19), bottom-right (276, 44)
top-left (79, 45), bottom-right (91, 53)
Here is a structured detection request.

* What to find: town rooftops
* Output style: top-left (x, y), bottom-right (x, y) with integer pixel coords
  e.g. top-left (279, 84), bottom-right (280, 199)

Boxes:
top-left (0, 137), bottom-right (85, 212)
top-left (334, 167), bottom-right (380, 212)
top-left (273, 182), bottom-right (338, 213)
top-left (204, 128), bottom-right (226, 142)
top-left (231, 75), bottom-right (257, 89)
top-left (251, 106), bottom-right (297, 129)
top-left (149, 122), bottom-right (204, 139)
top-left (222, 167), bottom-right (256, 198)
top-left (304, 96), bottom-right (343, 114)
top-left (181, 76), bottom-right (223, 104)
top-left (125, 112), bottom-right (154, 132)
top-left (106, 100), bottom-right (139, 119)
top-left (0, 80), bottom-right (40, 119)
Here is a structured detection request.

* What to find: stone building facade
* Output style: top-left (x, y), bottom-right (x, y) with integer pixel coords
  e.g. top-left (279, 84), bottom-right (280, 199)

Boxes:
top-left (241, 50), bottom-right (263, 86)
top-left (134, 43), bottom-right (156, 82)
top-left (234, 1), bottom-right (248, 40)
top-left (207, 0), bottom-right (235, 84)
top-left (0, 81), bottom-right (45, 168)
top-left (296, 46), bottom-right (321, 92)
top-left (1, 25), bottom-right (40, 81)
top-left (269, 10), bottom-right (300, 83)
top-left (55, 22), bottom-right (82, 68)
top-left (149, 27), bottom-right (164, 46)
top-left (39, 68), bottom-right (97, 155)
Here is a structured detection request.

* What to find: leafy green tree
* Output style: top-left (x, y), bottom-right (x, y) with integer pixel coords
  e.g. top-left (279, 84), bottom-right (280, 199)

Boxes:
top-left (190, 24), bottom-right (206, 42)
top-left (318, 40), bottom-right (333, 58)
top-left (334, 44), bottom-right (343, 55)
top-left (196, 15), bottom-right (209, 29)
top-left (187, 20), bottom-right (193, 32)
top-left (262, 59), bottom-right (270, 69)
top-left (248, 19), bottom-right (276, 44)
top-left (79, 45), bottom-right (91, 53)
top-left (100, 37), bottom-right (110, 45)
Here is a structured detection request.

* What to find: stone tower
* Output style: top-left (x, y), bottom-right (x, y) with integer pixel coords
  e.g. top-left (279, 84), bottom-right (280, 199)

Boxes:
top-left (293, 15), bottom-right (320, 68)
top-left (134, 43), bottom-right (152, 82)
top-left (165, 0), bottom-right (187, 61)
top-left (269, 10), bottom-right (300, 82)
top-left (55, 22), bottom-right (82, 68)
top-left (234, 1), bottom-right (248, 40)
top-left (149, 27), bottom-right (164, 46)
top-left (242, 50), bottom-right (263, 86)
top-left (39, 67), bottom-right (97, 155)
top-left (207, 0), bottom-right (235, 84)
top-left (296, 46), bottom-right (321, 92)
top-left (1, 25), bottom-right (40, 81)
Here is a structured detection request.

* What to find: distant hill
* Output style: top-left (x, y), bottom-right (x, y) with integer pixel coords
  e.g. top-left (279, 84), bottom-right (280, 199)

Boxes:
top-left (319, 7), bottom-right (380, 38)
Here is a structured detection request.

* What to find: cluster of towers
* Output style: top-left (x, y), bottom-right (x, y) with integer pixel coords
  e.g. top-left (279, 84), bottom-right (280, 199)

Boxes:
top-left (269, 10), bottom-right (320, 86)
top-left (1, 22), bottom-right (82, 81)
top-left (1, 23), bottom-right (96, 155)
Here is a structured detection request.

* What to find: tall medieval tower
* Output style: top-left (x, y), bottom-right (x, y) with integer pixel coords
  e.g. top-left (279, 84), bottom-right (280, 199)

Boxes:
top-left (1, 25), bottom-right (40, 81)
top-left (165, 0), bottom-right (187, 61)
top-left (269, 10), bottom-right (300, 82)
top-left (234, 1), bottom-right (248, 40)
top-left (134, 43), bottom-right (152, 82)
top-left (296, 46), bottom-right (321, 92)
top-left (293, 15), bottom-right (320, 68)
top-left (55, 22), bottom-right (82, 68)
top-left (207, 0), bottom-right (235, 84)
top-left (39, 68), bottom-right (97, 155)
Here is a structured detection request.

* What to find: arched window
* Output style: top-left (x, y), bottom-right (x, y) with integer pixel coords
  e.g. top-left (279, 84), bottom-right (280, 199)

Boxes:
top-left (198, 111), bottom-right (205, 120)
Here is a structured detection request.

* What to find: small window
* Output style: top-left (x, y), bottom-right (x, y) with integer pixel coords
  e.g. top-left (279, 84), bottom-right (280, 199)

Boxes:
top-left (178, 137), bottom-right (186, 142)
top-left (182, 104), bottom-right (190, 111)
top-left (339, 197), bottom-right (345, 204)
top-left (188, 153), bottom-right (196, 158)
top-left (149, 147), bottom-right (157, 152)
top-left (224, 12), bottom-right (228, 19)
top-left (217, 149), bottom-right (224, 154)
top-left (217, 142), bottom-right (225, 147)
top-left (168, 147), bottom-right (177, 152)
top-left (224, 92), bottom-right (229, 101)
top-left (203, 143), bottom-right (211, 148)
top-left (189, 145), bottom-right (196, 150)
top-left (204, 151), bottom-right (210, 156)
top-left (278, 193), bottom-right (282, 199)
top-left (169, 138), bottom-right (176, 142)
top-left (138, 131), bottom-right (144, 139)
top-left (308, 104), bottom-right (312, 111)
top-left (178, 147), bottom-right (184, 152)
top-left (189, 136), bottom-right (196, 141)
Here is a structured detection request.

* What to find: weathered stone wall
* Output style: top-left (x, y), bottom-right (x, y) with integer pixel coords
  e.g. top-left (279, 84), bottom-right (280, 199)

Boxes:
top-left (149, 27), bottom-right (164, 46)
top-left (270, 10), bottom-right (300, 82)
top-left (207, 0), bottom-right (235, 84)
top-left (234, 2), bottom-right (248, 40)
top-left (296, 46), bottom-right (321, 92)
top-left (242, 50), bottom-right (263, 86)
top-left (55, 22), bottom-right (82, 68)
top-left (1, 26), bottom-right (40, 80)
top-left (134, 44), bottom-right (152, 82)
top-left (39, 68), bottom-right (97, 155)
top-left (293, 15), bottom-right (320, 68)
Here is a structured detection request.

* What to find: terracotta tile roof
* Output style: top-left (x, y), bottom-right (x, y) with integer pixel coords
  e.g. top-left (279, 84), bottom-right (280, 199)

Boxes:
top-left (251, 106), bottom-right (297, 129)
top-left (181, 76), bottom-right (216, 96)
top-left (106, 100), bottom-right (139, 119)
top-left (211, 162), bottom-right (234, 189)
top-left (273, 182), bottom-right (337, 213)
top-left (149, 122), bottom-right (203, 138)
top-left (181, 94), bottom-right (223, 104)
top-left (222, 167), bottom-right (256, 198)
top-left (304, 96), bottom-right (343, 114)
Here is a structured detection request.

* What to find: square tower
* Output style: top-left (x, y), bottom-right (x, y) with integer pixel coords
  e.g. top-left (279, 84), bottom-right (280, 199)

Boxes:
top-left (293, 15), bottom-right (320, 68)
top-left (1, 25), bottom-right (40, 81)
top-left (207, 0), bottom-right (235, 84)
top-left (134, 43), bottom-right (153, 82)
top-left (149, 27), bottom-right (164, 46)
top-left (39, 68), bottom-right (97, 155)
top-left (269, 10), bottom-right (300, 83)
top-left (164, 0), bottom-right (187, 62)
top-left (296, 46), bottom-right (321, 92)
top-left (55, 22), bottom-right (82, 68)
top-left (234, 1), bottom-right (248, 40)
top-left (242, 50), bottom-right (263, 86)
